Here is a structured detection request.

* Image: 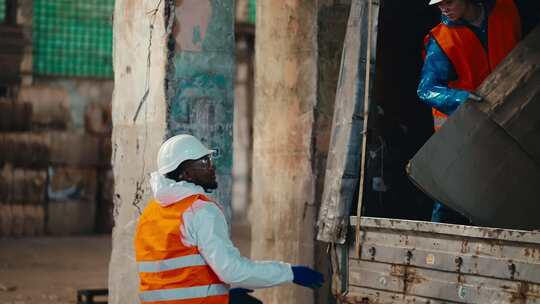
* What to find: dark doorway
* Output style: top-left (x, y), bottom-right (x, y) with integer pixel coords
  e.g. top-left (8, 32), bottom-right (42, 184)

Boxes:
top-left (361, 1), bottom-right (440, 221)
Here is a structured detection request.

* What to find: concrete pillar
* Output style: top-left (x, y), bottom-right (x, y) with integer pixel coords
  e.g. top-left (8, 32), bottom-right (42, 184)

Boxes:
top-left (108, 0), bottom-right (168, 303)
top-left (249, 1), bottom-right (318, 303)
top-left (109, 0), bottom-right (234, 302)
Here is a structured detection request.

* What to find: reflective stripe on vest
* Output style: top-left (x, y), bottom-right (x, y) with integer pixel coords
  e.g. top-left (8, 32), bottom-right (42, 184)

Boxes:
top-left (140, 284), bottom-right (228, 302)
top-left (426, 0), bottom-right (521, 131)
top-left (138, 254), bottom-right (207, 273)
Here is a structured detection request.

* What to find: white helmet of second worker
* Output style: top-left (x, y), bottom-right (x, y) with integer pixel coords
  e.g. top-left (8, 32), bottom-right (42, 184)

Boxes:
top-left (429, 0), bottom-right (444, 5)
top-left (157, 134), bottom-right (215, 175)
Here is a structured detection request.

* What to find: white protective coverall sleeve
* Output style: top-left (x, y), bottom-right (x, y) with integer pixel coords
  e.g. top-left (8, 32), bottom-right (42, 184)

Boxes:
top-left (182, 200), bottom-right (294, 289)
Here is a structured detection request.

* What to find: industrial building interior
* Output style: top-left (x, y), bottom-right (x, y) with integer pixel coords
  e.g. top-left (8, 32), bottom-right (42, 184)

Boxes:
top-left (0, 0), bottom-right (539, 304)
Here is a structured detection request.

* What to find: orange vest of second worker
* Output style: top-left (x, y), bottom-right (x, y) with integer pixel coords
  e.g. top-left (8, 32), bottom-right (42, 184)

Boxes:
top-left (135, 194), bottom-right (229, 304)
top-left (427, 0), bottom-right (521, 131)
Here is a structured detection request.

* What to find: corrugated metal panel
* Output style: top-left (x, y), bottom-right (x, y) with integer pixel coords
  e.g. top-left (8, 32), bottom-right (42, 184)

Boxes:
top-left (342, 286), bottom-right (454, 304)
top-left (352, 217), bottom-right (540, 245)
top-left (348, 260), bottom-right (540, 303)
top-left (341, 217), bottom-right (540, 303)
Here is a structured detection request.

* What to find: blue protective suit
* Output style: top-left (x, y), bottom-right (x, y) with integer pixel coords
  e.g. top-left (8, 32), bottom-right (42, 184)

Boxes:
top-left (418, 2), bottom-right (493, 224)
top-left (417, 9), bottom-right (490, 116)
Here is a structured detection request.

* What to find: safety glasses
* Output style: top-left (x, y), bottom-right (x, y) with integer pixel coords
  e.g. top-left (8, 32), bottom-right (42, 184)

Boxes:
top-left (189, 155), bottom-right (214, 169)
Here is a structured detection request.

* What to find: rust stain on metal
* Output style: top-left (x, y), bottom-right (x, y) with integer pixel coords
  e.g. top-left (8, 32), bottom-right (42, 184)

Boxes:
top-left (534, 247), bottom-right (540, 259)
top-left (404, 267), bottom-right (427, 294)
top-left (475, 246), bottom-right (481, 256)
top-left (460, 240), bottom-right (470, 253)
top-left (342, 292), bottom-right (401, 304)
top-left (521, 247), bottom-right (540, 260)
top-left (406, 268), bottom-right (427, 284)
top-left (529, 248), bottom-right (540, 261)
top-left (509, 282), bottom-right (529, 304)
top-left (390, 264), bottom-right (405, 277)
top-left (340, 294), bottom-right (373, 304)
top-left (483, 228), bottom-right (506, 239)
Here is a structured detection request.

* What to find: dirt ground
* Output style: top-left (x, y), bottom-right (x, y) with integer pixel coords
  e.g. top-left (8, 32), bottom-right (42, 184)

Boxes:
top-left (0, 236), bottom-right (111, 304)
top-left (0, 223), bottom-right (250, 304)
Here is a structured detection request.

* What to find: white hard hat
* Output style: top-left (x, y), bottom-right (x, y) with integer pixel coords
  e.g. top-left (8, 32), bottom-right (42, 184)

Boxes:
top-left (157, 134), bottom-right (214, 175)
top-left (429, 0), bottom-right (444, 4)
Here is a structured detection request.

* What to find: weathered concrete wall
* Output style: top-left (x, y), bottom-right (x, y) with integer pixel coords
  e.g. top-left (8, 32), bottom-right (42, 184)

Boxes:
top-left (249, 1), bottom-right (350, 303)
top-left (167, 0), bottom-right (235, 217)
top-left (108, 0), bottom-right (168, 303)
top-left (109, 0), bottom-right (235, 302)
top-left (33, 78), bottom-right (113, 130)
top-left (250, 1), bottom-right (318, 303)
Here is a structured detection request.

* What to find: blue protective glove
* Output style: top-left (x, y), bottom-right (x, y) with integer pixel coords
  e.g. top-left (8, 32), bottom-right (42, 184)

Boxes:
top-left (291, 265), bottom-right (324, 289)
top-left (418, 37), bottom-right (471, 115)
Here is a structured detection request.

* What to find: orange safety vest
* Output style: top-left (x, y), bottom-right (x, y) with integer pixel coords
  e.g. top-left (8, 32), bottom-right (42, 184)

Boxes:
top-left (426, 0), bottom-right (521, 131)
top-left (135, 194), bottom-right (229, 304)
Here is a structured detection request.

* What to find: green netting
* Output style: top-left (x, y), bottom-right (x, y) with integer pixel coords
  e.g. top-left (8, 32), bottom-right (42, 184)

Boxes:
top-left (248, 0), bottom-right (255, 24)
top-left (0, 0), bottom-right (6, 23)
top-left (33, 0), bottom-right (114, 78)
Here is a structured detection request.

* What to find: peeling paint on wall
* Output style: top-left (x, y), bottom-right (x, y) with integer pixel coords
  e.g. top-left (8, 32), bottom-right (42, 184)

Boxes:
top-left (167, 0), bottom-right (235, 215)
top-left (173, 0), bottom-right (212, 52)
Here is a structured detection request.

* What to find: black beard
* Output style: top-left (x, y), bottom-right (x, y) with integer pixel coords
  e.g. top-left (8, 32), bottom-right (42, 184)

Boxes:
top-left (200, 181), bottom-right (218, 192)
